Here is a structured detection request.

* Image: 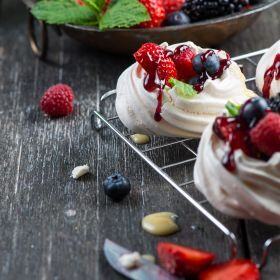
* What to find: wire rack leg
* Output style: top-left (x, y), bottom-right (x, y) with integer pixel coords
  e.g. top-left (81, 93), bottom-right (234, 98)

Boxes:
top-left (91, 90), bottom-right (117, 131)
top-left (259, 234), bottom-right (280, 269)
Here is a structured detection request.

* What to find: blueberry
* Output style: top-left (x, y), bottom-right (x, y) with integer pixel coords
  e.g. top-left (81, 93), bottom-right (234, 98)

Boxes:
top-left (164, 11), bottom-right (190, 26)
top-left (103, 173), bottom-right (131, 202)
top-left (204, 53), bottom-right (220, 76)
top-left (192, 54), bottom-right (204, 74)
top-left (240, 97), bottom-right (269, 128)
top-left (189, 76), bottom-right (200, 85)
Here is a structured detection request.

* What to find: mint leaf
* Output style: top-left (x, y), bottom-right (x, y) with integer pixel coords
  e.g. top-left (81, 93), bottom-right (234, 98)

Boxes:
top-left (99, 0), bottom-right (150, 30)
top-left (83, 0), bottom-right (105, 13)
top-left (31, 0), bottom-right (97, 25)
top-left (225, 101), bottom-right (241, 117)
top-left (169, 78), bottom-right (198, 98)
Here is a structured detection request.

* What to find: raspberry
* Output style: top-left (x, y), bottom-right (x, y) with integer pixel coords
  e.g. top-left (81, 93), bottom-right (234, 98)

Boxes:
top-left (40, 84), bottom-right (74, 117)
top-left (172, 46), bottom-right (196, 81)
top-left (139, 0), bottom-right (166, 28)
top-left (163, 0), bottom-right (185, 14)
top-left (134, 43), bottom-right (165, 73)
top-left (157, 57), bottom-right (177, 86)
top-left (250, 112), bottom-right (280, 156)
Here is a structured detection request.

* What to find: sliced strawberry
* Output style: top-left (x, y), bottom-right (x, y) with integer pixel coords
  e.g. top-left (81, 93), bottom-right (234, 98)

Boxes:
top-left (157, 58), bottom-right (177, 86)
top-left (199, 259), bottom-right (260, 280)
top-left (157, 242), bottom-right (215, 277)
top-left (139, 0), bottom-right (166, 28)
top-left (134, 43), bottom-right (165, 74)
top-left (172, 46), bottom-right (196, 81)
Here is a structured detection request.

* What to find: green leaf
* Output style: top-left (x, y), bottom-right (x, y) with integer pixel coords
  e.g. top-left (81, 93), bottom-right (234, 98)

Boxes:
top-left (169, 78), bottom-right (198, 98)
top-left (31, 0), bottom-right (97, 25)
top-left (83, 0), bottom-right (105, 13)
top-left (225, 101), bottom-right (241, 117)
top-left (99, 0), bottom-right (150, 30)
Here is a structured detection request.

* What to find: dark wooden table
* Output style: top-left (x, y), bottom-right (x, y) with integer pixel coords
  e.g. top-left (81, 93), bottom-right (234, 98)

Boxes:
top-left (0, 1), bottom-right (279, 279)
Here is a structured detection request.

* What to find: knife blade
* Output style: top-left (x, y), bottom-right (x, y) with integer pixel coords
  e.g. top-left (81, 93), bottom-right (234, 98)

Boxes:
top-left (103, 239), bottom-right (183, 280)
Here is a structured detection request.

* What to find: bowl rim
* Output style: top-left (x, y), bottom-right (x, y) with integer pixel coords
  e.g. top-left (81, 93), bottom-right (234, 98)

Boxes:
top-left (23, 0), bottom-right (280, 32)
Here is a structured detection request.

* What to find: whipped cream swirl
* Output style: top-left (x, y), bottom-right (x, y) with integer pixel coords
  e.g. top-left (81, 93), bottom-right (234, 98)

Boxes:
top-left (256, 40), bottom-right (280, 98)
top-left (116, 42), bottom-right (254, 138)
top-left (194, 124), bottom-right (280, 225)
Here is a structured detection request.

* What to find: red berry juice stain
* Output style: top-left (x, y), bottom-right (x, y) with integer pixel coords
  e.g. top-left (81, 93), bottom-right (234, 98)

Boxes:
top-left (143, 45), bottom-right (192, 122)
top-left (213, 116), bottom-right (256, 172)
top-left (262, 53), bottom-right (280, 98)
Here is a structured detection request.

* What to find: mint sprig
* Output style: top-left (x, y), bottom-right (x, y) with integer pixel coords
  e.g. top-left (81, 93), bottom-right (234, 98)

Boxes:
top-left (225, 101), bottom-right (241, 117)
top-left (31, 0), bottom-right (150, 29)
top-left (31, 1), bottom-right (98, 25)
top-left (169, 78), bottom-right (198, 98)
top-left (99, 0), bottom-right (150, 30)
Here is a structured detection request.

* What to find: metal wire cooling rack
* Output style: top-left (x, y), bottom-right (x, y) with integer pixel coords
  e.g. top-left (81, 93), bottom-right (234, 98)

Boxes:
top-left (92, 49), bottom-right (280, 269)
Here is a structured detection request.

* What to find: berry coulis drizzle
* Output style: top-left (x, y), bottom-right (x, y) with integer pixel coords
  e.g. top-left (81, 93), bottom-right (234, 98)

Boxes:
top-left (213, 117), bottom-right (253, 171)
top-left (213, 104), bottom-right (268, 172)
top-left (262, 53), bottom-right (280, 98)
top-left (144, 71), bottom-right (164, 121)
top-left (193, 50), bottom-right (231, 92)
top-left (143, 45), bottom-right (231, 122)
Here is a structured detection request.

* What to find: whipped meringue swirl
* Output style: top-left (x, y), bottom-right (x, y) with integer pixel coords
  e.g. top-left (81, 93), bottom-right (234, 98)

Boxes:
top-left (194, 123), bottom-right (280, 225)
top-left (116, 42), bottom-right (254, 138)
top-left (256, 40), bottom-right (280, 98)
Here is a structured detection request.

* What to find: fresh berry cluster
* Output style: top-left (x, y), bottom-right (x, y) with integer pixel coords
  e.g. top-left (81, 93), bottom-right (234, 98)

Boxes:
top-left (140, 0), bottom-right (260, 28)
top-left (134, 43), bottom-right (228, 91)
top-left (157, 242), bottom-right (260, 279)
top-left (214, 96), bottom-right (280, 171)
top-left (190, 49), bottom-right (231, 92)
top-left (134, 43), bottom-right (229, 121)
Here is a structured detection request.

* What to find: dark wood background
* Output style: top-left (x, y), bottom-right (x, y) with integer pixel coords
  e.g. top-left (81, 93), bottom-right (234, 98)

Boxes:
top-left (0, 1), bottom-right (279, 279)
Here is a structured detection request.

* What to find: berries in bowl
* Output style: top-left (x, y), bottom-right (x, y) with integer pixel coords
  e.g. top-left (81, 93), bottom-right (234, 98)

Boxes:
top-left (23, 0), bottom-right (279, 54)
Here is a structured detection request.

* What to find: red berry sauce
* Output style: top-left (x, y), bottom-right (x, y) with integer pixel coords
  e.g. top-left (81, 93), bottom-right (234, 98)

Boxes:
top-left (193, 50), bottom-right (231, 92)
top-left (213, 116), bottom-right (259, 171)
top-left (213, 105), bottom-right (268, 172)
top-left (262, 53), bottom-right (280, 98)
top-left (143, 44), bottom-right (191, 122)
top-left (142, 45), bottom-right (231, 122)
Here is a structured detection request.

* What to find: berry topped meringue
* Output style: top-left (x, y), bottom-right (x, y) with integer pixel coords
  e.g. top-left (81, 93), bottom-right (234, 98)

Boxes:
top-left (256, 40), bottom-right (280, 98)
top-left (116, 41), bottom-right (255, 138)
top-left (194, 97), bottom-right (280, 225)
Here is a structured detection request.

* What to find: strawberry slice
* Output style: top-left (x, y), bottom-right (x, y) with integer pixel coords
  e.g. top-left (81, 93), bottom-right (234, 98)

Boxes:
top-left (172, 46), bottom-right (196, 81)
top-left (199, 259), bottom-right (260, 280)
top-left (157, 58), bottom-right (177, 86)
top-left (134, 43), bottom-right (165, 74)
top-left (157, 242), bottom-right (215, 277)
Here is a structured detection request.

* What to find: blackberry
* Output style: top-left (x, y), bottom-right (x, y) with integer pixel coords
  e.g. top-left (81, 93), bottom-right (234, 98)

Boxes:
top-left (268, 93), bottom-right (280, 113)
top-left (182, 0), bottom-right (251, 22)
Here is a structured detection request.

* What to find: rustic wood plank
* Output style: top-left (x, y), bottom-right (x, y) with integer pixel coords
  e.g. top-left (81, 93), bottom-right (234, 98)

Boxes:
top-left (0, 1), bottom-right (279, 279)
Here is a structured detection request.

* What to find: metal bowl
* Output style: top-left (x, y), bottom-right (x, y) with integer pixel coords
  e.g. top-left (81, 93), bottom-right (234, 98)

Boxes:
top-left (23, 0), bottom-right (279, 55)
